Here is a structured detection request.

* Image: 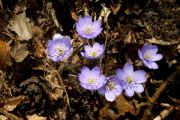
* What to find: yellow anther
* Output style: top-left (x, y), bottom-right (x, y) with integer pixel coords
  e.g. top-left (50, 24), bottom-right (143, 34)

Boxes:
top-left (144, 53), bottom-right (151, 59)
top-left (88, 78), bottom-right (95, 84)
top-left (126, 76), bottom-right (134, 83)
top-left (107, 82), bottom-right (115, 90)
top-left (56, 47), bottom-right (64, 55)
top-left (91, 51), bottom-right (97, 57)
top-left (84, 26), bottom-right (93, 34)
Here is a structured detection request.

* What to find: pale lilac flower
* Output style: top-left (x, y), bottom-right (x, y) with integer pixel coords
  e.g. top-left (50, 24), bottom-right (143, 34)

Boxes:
top-left (81, 42), bottom-right (104, 60)
top-left (98, 76), bottom-right (122, 102)
top-left (78, 66), bottom-right (106, 90)
top-left (116, 63), bottom-right (147, 97)
top-left (75, 16), bottom-right (103, 39)
top-left (138, 44), bottom-right (163, 69)
top-left (47, 33), bottom-right (73, 62)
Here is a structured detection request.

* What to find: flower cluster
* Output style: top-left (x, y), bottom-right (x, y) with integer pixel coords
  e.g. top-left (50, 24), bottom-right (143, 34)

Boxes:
top-left (79, 63), bottom-right (147, 102)
top-left (46, 14), bottom-right (163, 102)
top-left (98, 76), bottom-right (122, 102)
top-left (76, 16), bottom-right (104, 59)
top-left (116, 63), bottom-right (147, 97)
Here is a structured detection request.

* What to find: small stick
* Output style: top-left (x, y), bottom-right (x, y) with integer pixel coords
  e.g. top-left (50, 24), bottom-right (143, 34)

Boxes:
top-left (0, 0), bottom-right (3, 10)
top-left (153, 107), bottom-right (174, 120)
top-left (141, 69), bottom-right (180, 120)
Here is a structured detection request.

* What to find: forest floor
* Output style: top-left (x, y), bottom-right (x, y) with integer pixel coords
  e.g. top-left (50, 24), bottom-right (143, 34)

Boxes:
top-left (0, 0), bottom-right (180, 120)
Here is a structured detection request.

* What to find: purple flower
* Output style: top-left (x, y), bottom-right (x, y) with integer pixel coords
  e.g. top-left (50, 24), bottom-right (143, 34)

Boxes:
top-left (75, 16), bottom-right (103, 39)
top-left (116, 63), bottom-right (147, 97)
top-left (78, 66), bottom-right (106, 90)
top-left (81, 42), bottom-right (104, 59)
top-left (47, 33), bottom-right (73, 62)
top-left (138, 44), bottom-right (163, 69)
top-left (98, 76), bottom-right (122, 102)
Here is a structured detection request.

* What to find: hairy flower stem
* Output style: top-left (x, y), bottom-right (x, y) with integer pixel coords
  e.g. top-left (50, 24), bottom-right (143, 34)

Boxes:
top-left (53, 63), bottom-right (71, 111)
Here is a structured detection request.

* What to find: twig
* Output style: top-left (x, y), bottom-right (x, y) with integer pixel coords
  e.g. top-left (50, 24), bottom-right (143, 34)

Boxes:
top-left (146, 37), bottom-right (179, 45)
top-left (136, 102), bottom-right (149, 109)
top-left (153, 106), bottom-right (174, 120)
top-left (0, 0), bottom-right (3, 10)
top-left (141, 69), bottom-right (180, 120)
top-left (68, 74), bottom-right (78, 77)
top-left (149, 81), bottom-right (168, 104)
top-left (99, 20), bottom-right (109, 71)
top-left (153, 103), bottom-right (179, 120)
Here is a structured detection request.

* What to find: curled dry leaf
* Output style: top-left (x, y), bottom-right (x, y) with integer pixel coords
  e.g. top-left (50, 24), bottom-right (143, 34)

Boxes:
top-left (114, 95), bottom-right (136, 116)
top-left (50, 87), bottom-right (64, 101)
top-left (7, 12), bottom-right (33, 41)
top-left (0, 40), bottom-right (12, 68)
top-left (71, 54), bottom-right (80, 65)
top-left (99, 5), bottom-right (111, 26)
top-left (123, 30), bottom-right (136, 44)
top-left (31, 25), bottom-right (45, 58)
top-left (71, 11), bottom-right (78, 21)
top-left (146, 37), bottom-right (179, 45)
top-left (55, 109), bottom-right (66, 120)
top-left (2, 96), bottom-right (26, 111)
top-left (10, 41), bottom-right (29, 62)
top-left (110, 3), bottom-right (121, 15)
top-left (99, 106), bottom-right (118, 120)
top-left (34, 42), bottom-right (45, 58)
top-left (26, 114), bottom-right (46, 120)
top-left (0, 115), bottom-right (8, 120)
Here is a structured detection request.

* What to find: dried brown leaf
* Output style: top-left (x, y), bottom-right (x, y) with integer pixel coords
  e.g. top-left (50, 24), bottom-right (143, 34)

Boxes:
top-left (10, 41), bottom-right (29, 62)
top-left (34, 42), bottom-right (45, 58)
top-left (26, 114), bottom-right (46, 120)
top-left (55, 109), bottom-right (66, 120)
top-left (71, 11), bottom-right (78, 21)
top-left (2, 96), bottom-right (25, 111)
top-left (8, 12), bottom-right (33, 41)
top-left (71, 54), bottom-right (80, 65)
top-left (99, 106), bottom-right (117, 120)
top-left (110, 3), bottom-right (121, 15)
top-left (123, 30), bottom-right (136, 44)
top-left (146, 37), bottom-right (179, 45)
top-left (114, 95), bottom-right (136, 116)
top-left (50, 87), bottom-right (64, 100)
top-left (0, 40), bottom-right (12, 68)
top-left (0, 115), bottom-right (8, 120)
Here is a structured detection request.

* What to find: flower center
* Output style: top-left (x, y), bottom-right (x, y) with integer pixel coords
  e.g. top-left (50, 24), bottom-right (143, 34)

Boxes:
top-left (144, 53), bottom-right (151, 59)
top-left (84, 26), bottom-right (93, 34)
top-left (107, 82), bottom-right (115, 90)
top-left (88, 78), bottom-right (95, 85)
top-left (56, 46), bottom-right (64, 55)
top-left (91, 51), bottom-right (97, 57)
top-left (126, 76), bottom-right (134, 83)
